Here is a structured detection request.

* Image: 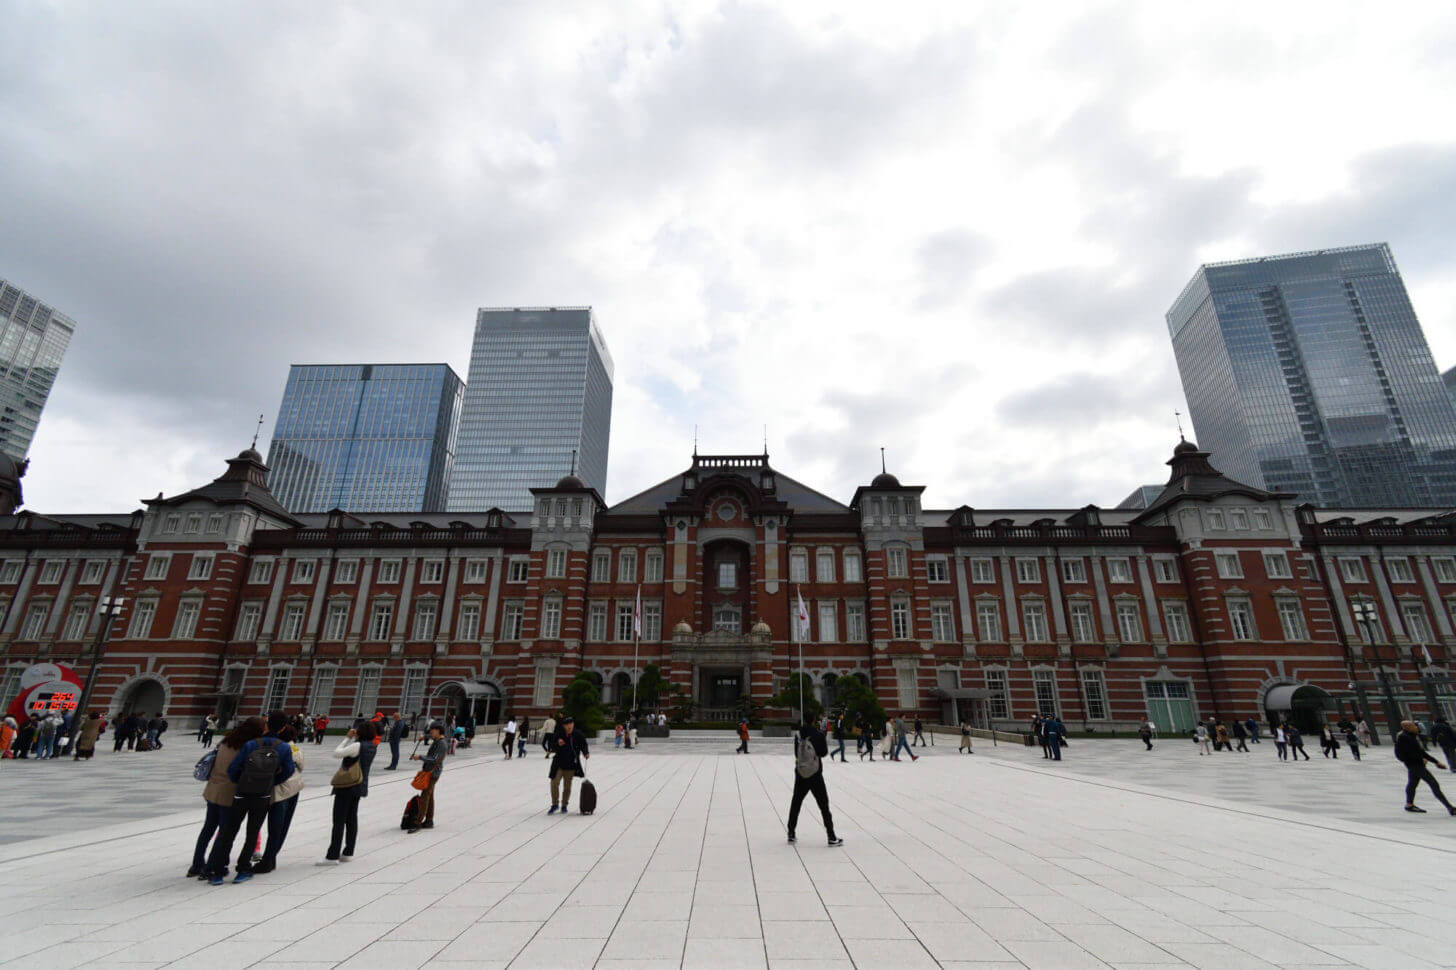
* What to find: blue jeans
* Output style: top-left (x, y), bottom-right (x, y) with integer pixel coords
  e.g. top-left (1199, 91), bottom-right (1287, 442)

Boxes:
top-left (261, 795), bottom-right (298, 865)
top-left (1047, 737), bottom-right (1061, 761)
top-left (388, 739), bottom-right (401, 769)
top-left (191, 802), bottom-right (228, 873)
top-left (892, 736), bottom-right (914, 759)
top-left (831, 738), bottom-right (845, 761)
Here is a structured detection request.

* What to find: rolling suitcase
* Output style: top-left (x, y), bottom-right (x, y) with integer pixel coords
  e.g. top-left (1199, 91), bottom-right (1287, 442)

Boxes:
top-left (578, 780), bottom-right (597, 815)
top-left (401, 794), bottom-right (422, 830)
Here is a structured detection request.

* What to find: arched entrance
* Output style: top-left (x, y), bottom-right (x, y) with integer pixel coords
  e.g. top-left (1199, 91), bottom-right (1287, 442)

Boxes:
top-left (609, 672), bottom-right (632, 707)
top-left (114, 676), bottom-right (167, 719)
top-left (1265, 683), bottom-right (1334, 734)
top-left (430, 680), bottom-right (503, 727)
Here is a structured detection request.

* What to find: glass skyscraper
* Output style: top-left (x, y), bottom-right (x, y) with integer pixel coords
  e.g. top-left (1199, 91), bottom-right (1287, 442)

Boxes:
top-left (1168, 244), bottom-right (1456, 507)
top-left (266, 364), bottom-right (463, 513)
top-left (447, 307), bottom-right (614, 512)
top-left (0, 280), bottom-right (75, 460)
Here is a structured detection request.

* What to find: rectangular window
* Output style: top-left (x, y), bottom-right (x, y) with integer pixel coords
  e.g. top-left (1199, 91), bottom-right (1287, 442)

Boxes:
top-left (533, 664), bottom-right (557, 708)
top-left (1033, 670), bottom-right (1059, 718)
top-left (400, 667), bottom-right (428, 715)
top-left (1081, 669), bottom-right (1108, 720)
top-left (1061, 558), bottom-right (1085, 583)
top-left (930, 603), bottom-right (954, 642)
top-left (985, 669), bottom-right (1010, 719)
top-left (846, 602), bottom-right (866, 641)
top-left (457, 603), bottom-right (481, 640)
top-left (587, 602), bottom-right (607, 641)
top-left (1115, 603), bottom-right (1143, 642)
top-left (541, 600), bottom-right (562, 638)
top-left (886, 548), bottom-right (908, 579)
top-left (323, 602), bottom-right (349, 640)
top-left (39, 560), bottom-right (64, 584)
top-left (1069, 602), bottom-right (1095, 642)
top-left (174, 600), bottom-right (202, 639)
top-left (1386, 558), bottom-right (1414, 584)
top-left (1229, 509), bottom-right (1249, 530)
top-left (970, 558), bottom-right (995, 583)
top-left (546, 549), bottom-right (566, 579)
top-left (1153, 557), bottom-right (1179, 583)
top-left (354, 666), bottom-right (382, 715)
top-left (1354, 603), bottom-right (1385, 643)
top-left (890, 600), bottom-right (911, 639)
top-left (0, 560), bottom-right (21, 584)
top-left (644, 552), bottom-right (664, 583)
top-left (1432, 557), bottom-right (1456, 584)
top-left (1339, 557), bottom-right (1368, 583)
top-left (1263, 552), bottom-right (1292, 579)
top-left (248, 559), bottom-right (273, 584)
top-left (62, 603), bottom-right (89, 640)
top-left (369, 602), bottom-right (394, 640)
top-left (615, 603), bottom-right (634, 641)
top-left (717, 561), bottom-right (738, 589)
top-left (235, 603), bottom-right (261, 641)
top-left (976, 602), bottom-right (1002, 641)
top-left (20, 604), bottom-right (49, 639)
top-left (412, 602), bottom-right (437, 640)
top-left (0, 666), bottom-right (19, 710)
top-left (163, 513), bottom-right (180, 534)
top-left (144, 554), bottom-right (171, 581)
top-left (1163, 602), bottom-right (1192, 642)
top-left (617, 550), bottom-right (637, 584)
top-left (292, 559), bottom-right (316, 583)
top-left (1403, 604), bottom-right (1433, 644)
top-left (925, 556), bottom-right (948, 583)
top-left (263, 667), bottom-right (291, 712)
top-left (206, 513), bottom-right (224, 534)
top-left (842, 552), bottom-right (863, 582)
top-left (1106, 558), bottom-right (1133, 583)
top-left (508, 558), bottom-right (530, 583)
top-left (1215, 553), bottom-right (1243, 579)
top-left (1022, 602), bottom-right (1049, 642)
top-left (185, 514), bottom-right (203, 534)
top-left (189, 555), bottom-right (214, 581)
top-left (377, 559), bottom-right (402, 583)
top-left (463, 559), bottom-right (488, 583)
top-left (1227, 601), bottom-right (1255, 640)
top-left (420, 560), bottom-right (444, 584)
top-left (1253, 509), bottom-right (1272, 529)
top-left (891, 665), bottom-right (916, 709)
top-left (642, 602), bottom-right (662, 641)
top-left (279, 602), bottom-right (305, 640)
top-left (789, 550), bottom-right (809, 583)
top-left (1015, 558), bottom-right (1040, 584)
top-left (81, 560), bottom-right (106, 584)
top-left (1277, 600), bottom-right (1307, 640)
top-left (334, 559), bottom-right (359, 584)
top-left (1206, 509), bottom-right (1226, 530)
top-left (502, 602), bottom-right (524, 640)
top-left (591, 552), bottom-right (611, 583)
top-left (817, 549), bottom-right (837, 583)
top-left (128, 600), bottom-right (156, 638)
top-left (819, 603), bottom-right (838, 642)
top-left (308, 666), bottom-right (337, 714)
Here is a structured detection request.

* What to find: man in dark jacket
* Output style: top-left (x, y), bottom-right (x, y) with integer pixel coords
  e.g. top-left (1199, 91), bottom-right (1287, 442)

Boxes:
top-left (1431, 716), bottom-right (1456, 773)
top-left (547, 716), bottom-right (589, 814)
top-left (787, 720), bottom-right (842, 847)
top-left (208, 713), bottom-right (297, 883)
top-left (387, 712), bottom-right (408, 770)
top-left (1398, 719), bottom-right (1455, 814)
top-left (912, 718), bottom-right (926, 747)
top-left (1043, 717), bottom-right (1065, 761)
top-left (408, 722), bottom-right (449, 832)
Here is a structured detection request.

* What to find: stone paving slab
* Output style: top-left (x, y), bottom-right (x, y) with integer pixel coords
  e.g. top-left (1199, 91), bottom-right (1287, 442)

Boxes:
top-left (3, 736), bottom-right (1455, 969)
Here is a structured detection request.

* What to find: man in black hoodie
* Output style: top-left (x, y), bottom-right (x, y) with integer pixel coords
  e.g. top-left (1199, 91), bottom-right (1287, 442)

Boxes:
top-left (1397, 719), bottom-right (1455, 815)
top-left (787, 720), bottom-right (842, 847)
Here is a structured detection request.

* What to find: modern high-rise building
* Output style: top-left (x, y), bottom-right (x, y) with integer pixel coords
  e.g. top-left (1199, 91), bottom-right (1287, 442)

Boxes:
top-left (265, 364), bottom-right (463, 513)
top-left (1168, 244), bottom-right (1456, 507)
top-left (0, 280), bottom-right (76, 460)
top-left (1443, 365), bottom-right (1456, 414)
top-left (447, 307), bottom-right (614, 512)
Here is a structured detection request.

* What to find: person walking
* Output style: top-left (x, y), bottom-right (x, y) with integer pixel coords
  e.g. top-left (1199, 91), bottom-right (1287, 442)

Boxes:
top-left (408, 723), bottom-right (448, 832)
top-left (313, 714), bottom-right (329, 744)
top-left (1245, 717), bottom-right (1261, 743)
top-left (190, 717), bottom-right (263, 879)
top-left (912, 718), bottom-right (926, 747)
top-left (386, 712), bottom-right (407, 770)
top-left (736, 719), bottom-right (750, 755)
top-left (1138, 717), bottom-right (1154, 751)
top-left (1287, 724), bottom-right (1311, 760)
top-left (206, 714), bottom-right (296, 884)
top-left (787, 719), bottom-right (842, 847)
top-left (1232, 718), bottom-right (1249, 752)
top-left (1356, 717), bottom-right (1372, 750)
top-left (256, 726), bottom-right (307, 873)
top-left (1274, 723), bottom-right (1288, 760)
top-left (0, 715), bottom-right (15, 758)
top-left (614, 723), bottom-right (624, 749)
top-left (1432, 716), bottom-right (1456, 772)
top-left (1194, 721), bottom-right (1211, 756)
top-left (1032, 715), bottom-right (1049, 758)
top-left (830, 716), bottom-right (847, 762)
top-left (517, 716), bottom-right (531, 758)
top-left (1321, 724), bottom-right (1341, 759)
top-left (1044, 716), bottom-right (1064, 761)
top-left (320, 722), bottom-right (374, 863)
top-left (1343, 722), bottom-right (1363, 761)
top-left (1214, 721), bottom-right (1230, 753)
top-left (502, 716), bottom-right (517, 760)
top-left (1397, 720), bottom-right (1456, 814)
top-left (541, 715), bottom-right (557, 755)
top-left (200, 715), bottom-right (217, 748)
top-left (959, 721), bottom-right (974, 754)
top-left (859, 719), bottom-right (875, 761)
top-left (890, 717), bottom-right (917, 762)
top-left (73, 712), bottom-right (102, 760)
top-left (547, 716), bottom-right (589, 814)
top-left (35, 713), bottom-right (56, 759)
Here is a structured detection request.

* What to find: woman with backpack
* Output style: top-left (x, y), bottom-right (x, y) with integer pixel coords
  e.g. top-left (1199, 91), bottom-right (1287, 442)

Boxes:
top-left (190, 717), bottom-right (263, 879)
top-left (255, 726), bottom-right (305, 873)
top-left (320, 721), bottom-right (376, 864)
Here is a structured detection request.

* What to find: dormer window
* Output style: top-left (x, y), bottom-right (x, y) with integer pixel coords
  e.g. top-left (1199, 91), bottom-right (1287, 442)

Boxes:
top-left (717, 561), bottom-right (738, 589)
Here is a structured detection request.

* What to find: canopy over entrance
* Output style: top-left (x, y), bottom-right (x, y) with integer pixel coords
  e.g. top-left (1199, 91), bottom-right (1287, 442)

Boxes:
top-left (1265, 684), bottom-right (1332, 711)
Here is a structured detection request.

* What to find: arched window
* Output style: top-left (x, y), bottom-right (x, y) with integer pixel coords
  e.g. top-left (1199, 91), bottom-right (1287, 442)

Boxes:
top-left (713, 604), bottom-right (742, 633)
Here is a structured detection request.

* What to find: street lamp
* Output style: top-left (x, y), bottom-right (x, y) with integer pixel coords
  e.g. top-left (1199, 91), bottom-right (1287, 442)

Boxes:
top-left (68, 595), bottom-right (124, 758)
top-left (1351, 600), bottom-right (1400, 740)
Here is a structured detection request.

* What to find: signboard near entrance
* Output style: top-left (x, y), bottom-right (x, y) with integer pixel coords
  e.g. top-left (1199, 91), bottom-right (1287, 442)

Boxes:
top-left (5, 662), bottom-right (84, 721)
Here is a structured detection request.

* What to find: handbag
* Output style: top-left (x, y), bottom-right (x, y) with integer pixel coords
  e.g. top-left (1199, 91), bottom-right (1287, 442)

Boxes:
top-left (331, 759), bottom-right (363, 788)
top-left (411, 769), bottom-right (432, 790)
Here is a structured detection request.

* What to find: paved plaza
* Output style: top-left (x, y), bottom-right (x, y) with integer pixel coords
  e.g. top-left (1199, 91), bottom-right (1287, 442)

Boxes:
top-left (3, 733), bottom-right (1455, 969)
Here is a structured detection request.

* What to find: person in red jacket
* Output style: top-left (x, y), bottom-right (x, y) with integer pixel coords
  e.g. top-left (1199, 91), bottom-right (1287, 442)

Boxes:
top-left (313, 714), bottom-right (329, 744)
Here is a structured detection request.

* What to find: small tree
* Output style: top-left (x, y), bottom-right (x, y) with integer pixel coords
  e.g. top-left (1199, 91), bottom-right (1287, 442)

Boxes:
top-left (735, 691), bottom-right (761, 726)
top-left (560, 672), bottom-right (608, 733)
top-left (768, 672), bottom-right (824, 724)
top-left (835, 677), bottom-right (889, 733)
top-left (633, 664), bottom-right (670, 714)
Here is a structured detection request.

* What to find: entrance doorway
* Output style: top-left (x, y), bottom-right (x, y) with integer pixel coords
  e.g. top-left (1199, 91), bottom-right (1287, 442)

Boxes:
top-left (1143, 679), bottom-right (1195, 734)
top-left (117, 677), bottom-right (166, 718)
top-left (1265, 683), bottom-right (1334, 734)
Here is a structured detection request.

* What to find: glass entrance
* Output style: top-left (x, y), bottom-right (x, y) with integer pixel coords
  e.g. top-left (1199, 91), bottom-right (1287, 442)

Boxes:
top-left (709, 673), bottom-right (741, 709)
top-left (1143, 680), bottom-right (1196, 733)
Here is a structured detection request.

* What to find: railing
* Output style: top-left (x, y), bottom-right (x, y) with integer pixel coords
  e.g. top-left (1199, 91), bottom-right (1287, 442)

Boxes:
top-left (1304, 522), bottom-right (1456, 542)
top-left (695, 707), bottom-right (739, 722)
top-left (950, 523), bottom-right (1176, 543)
top-left (0, 529), bottom-right (135, 550)
top-left (693, 455), bottom-right (768, 471)
top-left (252, 525), bottom-right (509, 550)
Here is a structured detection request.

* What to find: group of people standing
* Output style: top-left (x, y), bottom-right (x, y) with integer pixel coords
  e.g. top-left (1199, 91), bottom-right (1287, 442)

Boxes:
top-left (1031, 715), bottom-right (1068, 761)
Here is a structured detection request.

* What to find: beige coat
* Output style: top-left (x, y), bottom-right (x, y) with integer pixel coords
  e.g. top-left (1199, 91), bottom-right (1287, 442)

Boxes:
top-left (203, 742), bottom-right (242, 806)
top-left (77, 717), bottom-right (102, 751)
top-left (273, 743), bottom-right (305, 801)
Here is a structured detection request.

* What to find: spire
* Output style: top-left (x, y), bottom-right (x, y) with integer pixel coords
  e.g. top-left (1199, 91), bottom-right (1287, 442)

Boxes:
top-left (880, 447), bottom-right (886, 475)
top-left (251, 413), bottom-right (265, 451)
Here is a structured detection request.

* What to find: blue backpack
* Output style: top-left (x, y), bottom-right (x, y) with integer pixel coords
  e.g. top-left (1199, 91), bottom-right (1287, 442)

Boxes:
top-left (193, 749), bottom-right (217, 782)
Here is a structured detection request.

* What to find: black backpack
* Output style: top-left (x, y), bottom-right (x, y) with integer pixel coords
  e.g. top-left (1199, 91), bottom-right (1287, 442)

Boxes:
top-left (401, 795), bottom-right (421, 830)
top-left (235, 738), bottom-right (280, 796)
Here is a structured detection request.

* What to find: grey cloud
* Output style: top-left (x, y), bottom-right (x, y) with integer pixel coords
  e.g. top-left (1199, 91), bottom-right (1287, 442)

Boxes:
top-left (914, 229), bottom-right (990, 310)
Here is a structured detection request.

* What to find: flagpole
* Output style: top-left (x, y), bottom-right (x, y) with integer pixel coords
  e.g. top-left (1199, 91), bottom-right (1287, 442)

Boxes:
top-left (631, 584), bottom-right (642, 718)
top-left (796, 584), bottom-right (805, 723)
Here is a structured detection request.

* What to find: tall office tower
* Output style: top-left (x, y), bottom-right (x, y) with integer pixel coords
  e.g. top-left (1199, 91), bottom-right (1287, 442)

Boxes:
top-left (266, 364), bottom-right (463, 513)
top-left (447, 307), bottom-right (614, 512)
top-left (1443, 365), bottom-right (1456, 414)
top-left (1168, 244), bottom-right (1456, 507)
top-left (0, 280), bottom-right (76, 460)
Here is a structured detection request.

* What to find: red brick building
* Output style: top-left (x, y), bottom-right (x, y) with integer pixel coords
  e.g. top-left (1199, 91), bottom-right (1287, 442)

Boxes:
top-left (1, 442), bottom-right (1453, 735)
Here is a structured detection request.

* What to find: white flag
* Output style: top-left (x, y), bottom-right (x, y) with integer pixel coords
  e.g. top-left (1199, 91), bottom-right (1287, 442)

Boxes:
top-left (795, 588), bottom-right (811, 641)
top-left (633, 584), bottom-right (642, 639)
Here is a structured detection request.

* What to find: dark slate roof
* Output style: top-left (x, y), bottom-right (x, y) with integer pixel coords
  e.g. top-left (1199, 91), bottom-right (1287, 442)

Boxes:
top-left (608, 466), bottom-right (850, 515)
top-left (148, 450), bottom-right (299, 525)
top-left (1133, 440), bottom-right (1284, 522)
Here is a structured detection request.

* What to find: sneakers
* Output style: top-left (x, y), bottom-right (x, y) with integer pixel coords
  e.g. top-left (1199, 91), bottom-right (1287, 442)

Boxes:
top-left (340, 854), bottom-right (353, 862)
top-left (252, 861), bottom-right (275, 874)
top-left (828, 837), bottom-right (844, 847)
top-left (208, 874), bottom-right (225, 886)
top-left (407, 827), bottom-right (421, 834)
top-left (1406, 805), bottom-right (1427, 813)
top-left (233, 872), bottom-right (253, 883)
top-left (787, 833), bottom-right (796, 843)
top-left (548, 805), bottom-right (558, 815)
top-left (316, 859), bottom-right (340, 866)
top-left (185, 867), bottom-right (202, 878)
top-left (558, 805), bottom-right (568, 816)
top-left (421, 821), bottom-right (434, 829)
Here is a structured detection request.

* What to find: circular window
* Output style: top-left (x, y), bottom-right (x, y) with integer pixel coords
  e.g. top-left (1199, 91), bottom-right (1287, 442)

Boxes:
top-left (717, 501), bottom-right (738, 522)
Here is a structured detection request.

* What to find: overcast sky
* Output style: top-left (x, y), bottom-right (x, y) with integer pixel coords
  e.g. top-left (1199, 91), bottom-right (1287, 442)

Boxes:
top-left (3, 2), bottom-right (1455, 514)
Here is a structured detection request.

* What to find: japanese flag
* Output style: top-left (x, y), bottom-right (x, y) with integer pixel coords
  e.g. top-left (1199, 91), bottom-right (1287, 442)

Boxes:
top-left (633, 584), bottom-right (642, 639)
top-left (795, 588), bottom-right (811, 641)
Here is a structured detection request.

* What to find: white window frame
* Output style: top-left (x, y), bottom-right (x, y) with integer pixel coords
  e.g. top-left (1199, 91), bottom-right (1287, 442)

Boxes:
top-left (591, 551), bottom-right (611, 583)
top-left (1106, 558), bottom-right (1133, 584)
top-left (400, 665), bottom-right (428, 715)
top-left (618, 550), bottom-right (637, 584)
top-left (1206, 509), bottom-right (1226, 530)
top-left (262, 665), bottom-right (291, 713)
top-left (334, 559), bottom-right (359, 584)
top-left (587, 602), bottom-right (608, 641)
top-left (163, 513), bottom-right (180, 534)
top-left (644, 552), bottom-right (664, 583)
top-left (279, 602), bottom-right (306, 641)
top-left (817, 549), bottom-right (837, 583)
top-left (1339, 557), bottom-right (1368, 584)
top-left (1032, 669), bottom-right (1060, 718)
top-left (789, 549), bottom-right (809, 583)
top-left (615, 602), bottom-right (634, 641)
top-left (368, 601), bottom-right (394, 641)
top-left (976, 602), bottom-right (1002, 641)
top-left (1403, 602), bottom-right (1433, 644)
top-left (925, 556), bottom-right (949, 584)
top-left (412, 601), bottom-right (438, 641)
top-left (0, 560), bottom-right (21, 584)
top-left (1153, 557), bottom-right (1178, 583)
top-left (457, 602), bottom-right (481, 640)
top-left (354, 665), bottom-right (382, 715)
top-left (1214, 553), bottom-right (1243, 579)
top-left (930, 602), bottom-right (955, 642)
top-left (464, 559), bottom-right (488, 583)
top-left (1263, 552), bottom-right (1292, 579)
top-left (1015, 557), bottom-right (1040, 584)
top-left (970, 558), bottom-right (995, 584)
top-left (1276, 599), bottom-right (1307, 641)
top-left (1252, 509), bottom-right (1272, 530)
top-left (174, 599), bottom-right (202, 639)
top-left (1386, 557), bottom-right (1414, 584)
top-left (308, 666), bottom-right (337, 714)
top-left (189, 554), bottom-right (215, 581)
top-left (985, 668), bottom-right (1010, 719)
top-left (377, 559), bottom-right (402, 584)
top-left (19, 604), bottom-right (49, 640)
top-left (1227, 599), bottom-right (1255, 641)
top-left (1069, 601), bottom-right (1095, 642)
top-left (248, 559), bottom-right (274, 585)
top-left (845, 602), bottom-right (866, 642)
top-left (842, 551), bottom-right (863, 583)
top-left (501, 602), bottom-right (524, 640)
top-left (39, 560), bottom-right (64, 584)
top-left (62, 602), bottom-right (90, 640)
top-left (81, 560), bottom-right (106, 584)
top-left (323, 601), bottom-right (349, 640)
top-left (1434, 558), bottom-right (1456, 584)
top-left (1229, 508), bottom-right (1249, 531)
top-left (184, 513), bottom-right (203, 534)
top-left (642, 601), bottom-right (662, 641)
top-left (205, 513), bottom-right (224, 535)
top-left (1163, 602), bottom-right (1192, 643)
top-left (546, 549), bottom-right (567, 580)
top-left (420, 560), bottom-right (444, 584)
top-left (886, 547), bottom-right (909, 579)
top-left (1021, 601), bottom-right (1049, 642)
top-left (1115, 602), bottom-right (1143, 642)
top-left (1081, 668), bottom-right (1109, 720)
top-left (128, 599), bottom-right (157, 639)
top-left (890, 599), bottom-right (911, 639)
top-left (144, 553), bottom-right (171, 581)
top-left (508, 558), bottom-right (530, 583)
top-left (292, 559), bottom-right (316, 583)
top-left (1061, 558), bottom-right (1086, 583)
top-left (541, 598), bottom-right (562, 638)
top-left (818, 602), bottom-right (838, 642)
top-left (235, 602), bottom-right (262, 642)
